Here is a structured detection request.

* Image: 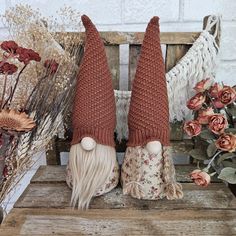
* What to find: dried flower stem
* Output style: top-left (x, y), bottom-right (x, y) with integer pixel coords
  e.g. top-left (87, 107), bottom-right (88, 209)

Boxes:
top-left (23, 73), bottom-right (48, 110)
top-left (206, 91), bottom-right (217, 111)
top-left (0, 74), bottom-right (8, 109)
top-left (9, 64), bottom-right (27, 104)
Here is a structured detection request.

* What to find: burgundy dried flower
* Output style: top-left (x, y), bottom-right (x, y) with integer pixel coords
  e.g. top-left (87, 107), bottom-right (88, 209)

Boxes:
top-left (44, 59), bottom-right (59, 74)
top-left (1, 41), bottom-right (18, 54)
top-left (0, 61), bottom-right (18, 75)
top-left (16, 47), bottom-right (41, 64)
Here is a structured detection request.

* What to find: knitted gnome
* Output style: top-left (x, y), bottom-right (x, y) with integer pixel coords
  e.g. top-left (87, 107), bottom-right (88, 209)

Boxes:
top-left (121, 17), bottom-right (183, 200)
top-left (66, 15), bottom-right (119, 209)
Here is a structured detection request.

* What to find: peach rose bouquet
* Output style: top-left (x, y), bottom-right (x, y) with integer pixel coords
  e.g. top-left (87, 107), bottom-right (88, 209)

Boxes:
top-left (183, 78), bottom-right (236, 186)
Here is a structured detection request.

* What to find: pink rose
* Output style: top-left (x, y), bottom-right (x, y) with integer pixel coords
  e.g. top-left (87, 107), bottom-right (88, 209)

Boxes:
top-left (197, 107), bottom-right (214, 124)
top-left (213, 99), bottom-right (225, 109)
top-left (183, 120), bottom-right (202, 137)
top-left (190, 169), bottom-right (211, 187)
top-left (215, 133), bottom-right (236, 152)
top-left (208, 114), bottom-right (228, 135)
top-left (194, 78), bottom-right (212, 92)
top-left (218, 86), bottom-right (236, 105)
top-left (209, 83), bottom-right (223, 98)
top-left (187, 93), bottom-right (206, 110)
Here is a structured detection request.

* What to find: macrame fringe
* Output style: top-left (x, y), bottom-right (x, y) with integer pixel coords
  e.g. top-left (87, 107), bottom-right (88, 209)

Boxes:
top-left (114, 15), bottom-right (221, 140)
top-left (162, 146), bottom-right (183, 200)
top-left (68, 143), bottom-right (116, 209)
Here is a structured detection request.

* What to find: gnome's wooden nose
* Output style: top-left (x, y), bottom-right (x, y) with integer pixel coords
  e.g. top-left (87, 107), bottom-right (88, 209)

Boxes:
top-left (146, 141), bottom-right (162, 154)
top-left (81, 137), bottom-right (96, 151)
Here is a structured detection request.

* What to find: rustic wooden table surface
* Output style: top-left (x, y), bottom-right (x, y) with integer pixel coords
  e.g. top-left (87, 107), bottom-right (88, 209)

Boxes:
top-left (0, 164), bottom-right (236, 235)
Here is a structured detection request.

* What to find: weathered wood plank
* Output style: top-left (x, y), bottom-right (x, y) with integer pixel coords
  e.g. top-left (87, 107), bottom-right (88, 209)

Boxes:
top-left (46, 139), bottom-right (60, 165)
top-left (105, 45), bottom-right (120, 89)
top-left (170, 122), bottom-right (184, 141)
top-left (165, 44), bottom-right (191, 72)
top-left (57, 31), bottom-right (200, 45)
top-left (1, 208), bottom-right (236, 235)
top-left (31, 164), bottom-right (201, 183)
top-left (128, 45), bottom-right (141, 89)
top-left (55, 139), bottom-right (194, 157)
top-left (15, 183), bottom-right (236, 209)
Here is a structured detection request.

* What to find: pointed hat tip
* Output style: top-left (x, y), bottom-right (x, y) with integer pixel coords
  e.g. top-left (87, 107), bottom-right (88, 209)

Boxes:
top-left (149, 16), bottom-right (159, 25)
top-left (81, 14), bottom-right (92, 27)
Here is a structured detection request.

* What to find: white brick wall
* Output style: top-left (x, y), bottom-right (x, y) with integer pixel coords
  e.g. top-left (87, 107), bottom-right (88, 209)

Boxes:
top-left (0, 0), bottom-right (236, 86)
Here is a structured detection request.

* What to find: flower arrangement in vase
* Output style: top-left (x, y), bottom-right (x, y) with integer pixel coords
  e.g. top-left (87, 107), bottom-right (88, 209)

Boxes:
top-left (183, 78), bottom-right (236, 186)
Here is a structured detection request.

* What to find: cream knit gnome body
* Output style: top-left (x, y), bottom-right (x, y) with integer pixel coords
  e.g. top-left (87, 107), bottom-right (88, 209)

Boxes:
top-left (121, 17), bottom-right (183, 200)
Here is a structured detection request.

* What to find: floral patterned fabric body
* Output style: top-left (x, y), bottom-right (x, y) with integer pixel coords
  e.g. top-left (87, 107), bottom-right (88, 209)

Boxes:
top-left (121, 146), bottom-right (183, 200)
top-left (66, 160), bottom-right (120, 197)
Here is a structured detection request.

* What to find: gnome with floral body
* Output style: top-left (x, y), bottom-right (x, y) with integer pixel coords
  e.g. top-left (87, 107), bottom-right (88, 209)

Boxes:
top-left (66, 15), bottom-right (119, 209)
top-left (121, 17), bottom-right (183, 200)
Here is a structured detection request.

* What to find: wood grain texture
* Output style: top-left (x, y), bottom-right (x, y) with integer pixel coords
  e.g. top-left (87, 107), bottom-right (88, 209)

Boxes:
top-left (30, 164), bottom-right (204, 184)
top-left (1, 208), bottom-right (236, 235)
top-left (57, 31), bottom-right (200, 45)
top-left (52, 139), bottom-right (194, 157)
top-left (14, 182), bottom-right (235, 209)
top-left (105, 45), bottom-right (120, 89)
top-left (128, 45), bottom-right (141, 90)
top-left (165, 44), bottom-right (191, 72)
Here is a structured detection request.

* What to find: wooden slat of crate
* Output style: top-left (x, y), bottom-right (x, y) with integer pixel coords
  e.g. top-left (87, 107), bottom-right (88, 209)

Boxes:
top-left (105, 45), bottom-right (120, 89)
top-left (15, 181), bottom-right (235, 209)
top-left (55, 139), bottom-right (194, 162)
top-left (165, 44), bottom-right (191, 72)
top-left (1, 208), bottom-right (236, 236)
top-left (128, 45), bottom-right (141, 90)
top-left (30, 164), bottom-right (213, 184)
top-left (58, 31), bottom-right (200, 45)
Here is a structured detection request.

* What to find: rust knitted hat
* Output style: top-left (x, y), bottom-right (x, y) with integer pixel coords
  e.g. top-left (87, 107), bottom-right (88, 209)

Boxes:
top-left (127, 16), bottom-right (170, 147)
top-left (71, 15), bottom-right (116, 147)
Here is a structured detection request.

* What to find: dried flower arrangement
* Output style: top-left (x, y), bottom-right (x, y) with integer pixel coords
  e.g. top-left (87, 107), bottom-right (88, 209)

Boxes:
top-left (183, 78), bottom-right (236, 186)
top-left (0, 5), bottom-right (83, 211)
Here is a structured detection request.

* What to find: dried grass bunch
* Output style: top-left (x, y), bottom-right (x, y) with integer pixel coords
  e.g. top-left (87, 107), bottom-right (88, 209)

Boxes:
top-left (0, 4), bottom-right (83, 210)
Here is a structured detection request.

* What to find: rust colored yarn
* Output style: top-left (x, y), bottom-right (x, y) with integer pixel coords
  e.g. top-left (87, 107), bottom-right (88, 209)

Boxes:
top-left (71, 15), bottom-right (116, 147)
top-left (127, 16), bottom-right (170, 147)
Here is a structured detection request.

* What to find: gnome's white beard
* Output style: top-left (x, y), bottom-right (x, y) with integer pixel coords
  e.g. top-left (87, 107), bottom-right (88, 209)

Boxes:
top-left (69, 143), bottom-right (116, 209)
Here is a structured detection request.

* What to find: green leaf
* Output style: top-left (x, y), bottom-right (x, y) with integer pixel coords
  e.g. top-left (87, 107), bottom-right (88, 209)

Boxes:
top-left (225, 128), bottom-right (236, 134)
top-left (227, 105), bottom-right (236, 117)
top-left (218, 167), bottom-right (236, 184)
top-left (207, 142), bottom-right (217, 157)
top-left (217, 153), bottom-right (236, 165)
top-left (222, 161), bottom-right (236, 168)
top-left (199, 130), bottom-right (215, 140)
top-left (189, 148), bottom-right (209, 160)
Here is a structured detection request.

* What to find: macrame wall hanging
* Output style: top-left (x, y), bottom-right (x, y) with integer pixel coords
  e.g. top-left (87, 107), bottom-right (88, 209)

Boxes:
top-left (115, 15), bottom-right (221, 142)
